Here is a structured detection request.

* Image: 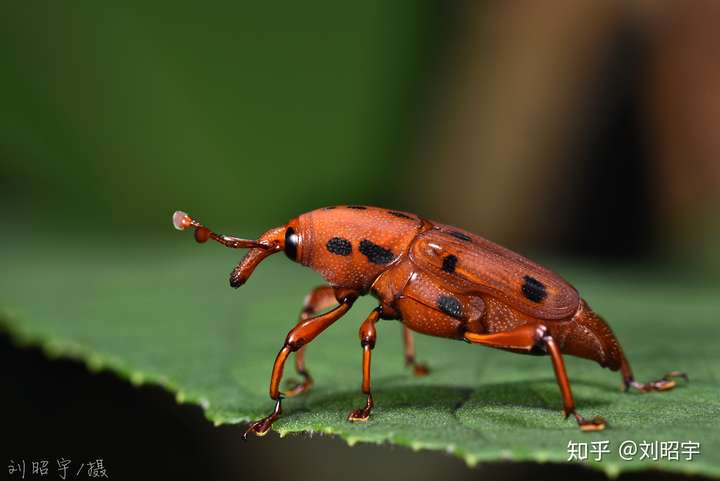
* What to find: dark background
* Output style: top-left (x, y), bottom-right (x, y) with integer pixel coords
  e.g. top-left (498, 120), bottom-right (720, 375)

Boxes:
top-left (2, 1), bottom-right (719, 480)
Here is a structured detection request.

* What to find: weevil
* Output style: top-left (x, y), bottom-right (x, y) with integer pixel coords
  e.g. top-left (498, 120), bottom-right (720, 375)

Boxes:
top-left (172, 205), bottom-right (686, 436)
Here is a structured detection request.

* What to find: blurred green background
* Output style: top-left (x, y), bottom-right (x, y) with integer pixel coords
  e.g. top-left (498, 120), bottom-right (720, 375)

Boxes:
top-left (1, 1), bottom-right (434, 235)
top-left (3, 2), bottom-right (719, 270)
top-left (3, 1), bottom-right (720, 270)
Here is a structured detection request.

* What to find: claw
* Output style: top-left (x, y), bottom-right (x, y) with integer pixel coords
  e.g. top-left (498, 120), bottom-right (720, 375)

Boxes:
top-left (653, 379), bottom-right (676, 391)
top-left (347, 394), bottom-right (374, 423)
top-left (413, 363), bottom-right (430, 377)
top-left (405, 356), bottom-right (430, 377)
top-left (568, 409), bottom-right (607, 432)
top-left (578, 415), bottom-right (607, 432)
top-left (243, 418), bottom-right (274, 438)
top-left (243, 399), bottom-right (282, 439)
top-left (626, 371), bottom-right (688, 393)
top-left (347, 409), bottom-right (371, 422)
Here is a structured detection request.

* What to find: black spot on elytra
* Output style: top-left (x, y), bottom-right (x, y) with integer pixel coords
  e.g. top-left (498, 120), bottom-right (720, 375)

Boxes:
top-left (388, 211), bottom-right (414, 220)
top-left (347, 205), bottom-right (367, 210)
top-left (323, 206), bottom-right (337, 210)
top-left (326, 237), bottom-right (352, 256)
top-left (448, 231), bottom-right (472, 242)
top-left (522, 275), bottom-right (547, 303)
top-left (438, 295), bottom-right (463, 319)
top-left (359, 239), bottom-right (394, 264)
top-left (442, 255), bottom-right (457, 273)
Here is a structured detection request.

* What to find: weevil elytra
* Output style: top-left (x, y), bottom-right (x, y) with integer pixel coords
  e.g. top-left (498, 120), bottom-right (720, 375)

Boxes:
top-left (172, 206), bottom-right (687, 436)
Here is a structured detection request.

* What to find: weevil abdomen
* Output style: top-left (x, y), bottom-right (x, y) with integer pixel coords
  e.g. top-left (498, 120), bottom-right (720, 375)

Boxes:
top-left (549, 300), bottom-right (625, 371)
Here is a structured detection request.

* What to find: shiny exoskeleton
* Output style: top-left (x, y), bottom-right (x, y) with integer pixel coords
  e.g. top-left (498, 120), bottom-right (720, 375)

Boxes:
top-left (172, 205), bottom-right (686, 436)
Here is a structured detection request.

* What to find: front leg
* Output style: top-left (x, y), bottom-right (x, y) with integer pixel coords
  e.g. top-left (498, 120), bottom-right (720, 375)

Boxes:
top-left (284, 285), bottom-right (337, 397)
top-left (244, 288), bottom-right (358, 438)
top-left (348, 307), bottom-right (382, 422)
top-left (465, 324), bottom-right (606, 432)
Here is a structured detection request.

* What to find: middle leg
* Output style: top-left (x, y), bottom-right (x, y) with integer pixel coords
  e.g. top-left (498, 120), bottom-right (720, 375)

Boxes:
top-left (348, 307), bottom-right (382, 422)
top-left (287, 285), bottom-right (432, 399)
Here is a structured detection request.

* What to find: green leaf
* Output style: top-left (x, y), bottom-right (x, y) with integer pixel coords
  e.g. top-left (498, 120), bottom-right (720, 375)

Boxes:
top-left (2, 234), bottom-right (718, 478)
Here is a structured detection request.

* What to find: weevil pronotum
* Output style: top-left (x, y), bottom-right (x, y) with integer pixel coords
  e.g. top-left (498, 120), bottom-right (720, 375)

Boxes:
top-left (172, 205), bottom-right (687, 436)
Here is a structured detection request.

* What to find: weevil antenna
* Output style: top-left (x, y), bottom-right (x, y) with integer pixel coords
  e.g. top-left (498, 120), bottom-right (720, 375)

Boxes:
top-left (172, 211), bottom-right (270, 249)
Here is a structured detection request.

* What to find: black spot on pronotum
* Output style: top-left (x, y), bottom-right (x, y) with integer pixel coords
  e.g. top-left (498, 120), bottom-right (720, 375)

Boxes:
top-left (326, 237), bottom-right (352, 256)
top-left (284, 227), bottom-right (299, 261)
top-left (438, 295), bottom-right (463, 319)
top-left (388, 211), bottom-right (414, 220)
top-left (442, 254), bottom-right (457, 273)
top-left (448, 230), bottom-right (472, 242)
top-left (359, 239), bottom-right (394, 264)
top-left (347, 205), bottom-right (367, 210)
top-left (522, 275), bottom-right (547, 303)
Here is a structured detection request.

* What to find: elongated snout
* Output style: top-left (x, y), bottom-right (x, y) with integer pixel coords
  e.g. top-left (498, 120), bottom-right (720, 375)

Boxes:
top-left (229, 226), bottom-right (285, 287)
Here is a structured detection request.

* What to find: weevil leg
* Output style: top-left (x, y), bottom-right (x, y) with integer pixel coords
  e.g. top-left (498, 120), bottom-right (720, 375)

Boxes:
top-left (286, 287), bottom-right (429, 395)
top-left (284, 286), bottom-right (337, 398)
top-left (464, 324), bottom-right (606, 432)
top-left (244, 289), bottom-right (358, 439)
top-left (348, 307), bottom-right (382, 422)
top-left (543, 335), bottom-right (607, 432)
top-left (403, 325), bottom-right (430, 376)
top-left (620, 358), bottom-right (688, 393)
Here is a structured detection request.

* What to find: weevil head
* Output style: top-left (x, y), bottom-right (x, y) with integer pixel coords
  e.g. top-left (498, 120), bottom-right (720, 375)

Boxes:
top-left (227, 219), bottom-right (304, 288)
top-left (283, 206), bottom-right (421, 293)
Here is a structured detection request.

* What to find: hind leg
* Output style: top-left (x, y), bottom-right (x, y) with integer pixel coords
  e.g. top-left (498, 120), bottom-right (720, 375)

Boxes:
top-left (620, 358), bottom-right (688, 392)
top-left (348, 307), bottom-right (382, 422)
top-left (562, 300), bottom-right (688, 393)
top-left (465, 324), bottom-right (606, 432)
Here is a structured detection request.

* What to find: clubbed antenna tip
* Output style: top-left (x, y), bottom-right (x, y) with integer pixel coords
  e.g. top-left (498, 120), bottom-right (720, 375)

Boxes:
top-left (173, 210), bottom-right (193, 231)
top-left (171, 209), bottom-right (269, 250)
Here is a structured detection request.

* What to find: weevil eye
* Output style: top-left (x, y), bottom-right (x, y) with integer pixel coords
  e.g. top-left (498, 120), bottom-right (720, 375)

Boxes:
top-left (284, 227), bottom-right (300, 261)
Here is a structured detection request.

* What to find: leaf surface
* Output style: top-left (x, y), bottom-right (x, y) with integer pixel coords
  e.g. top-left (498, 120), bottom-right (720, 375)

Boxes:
top-left (1, 236), bottom-right (718, 477)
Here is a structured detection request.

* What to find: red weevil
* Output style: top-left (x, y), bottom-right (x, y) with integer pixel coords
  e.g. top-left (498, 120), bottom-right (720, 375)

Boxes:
top-left (172, 205), bottom-right (686, 436)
